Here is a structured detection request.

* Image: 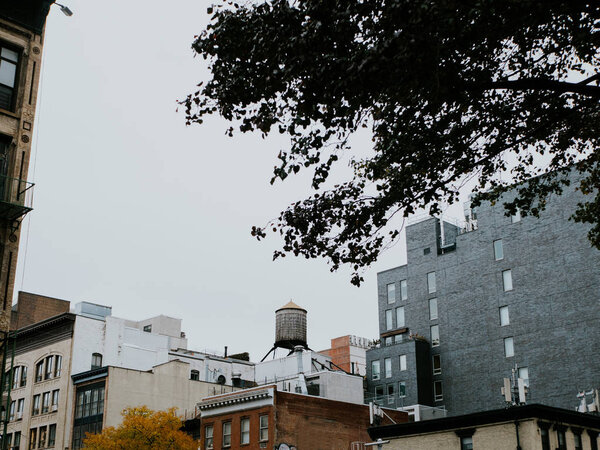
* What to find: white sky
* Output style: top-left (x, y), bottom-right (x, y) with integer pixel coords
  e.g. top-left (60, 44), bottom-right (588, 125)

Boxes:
top-left (15, 0), bottom-right (464, 361)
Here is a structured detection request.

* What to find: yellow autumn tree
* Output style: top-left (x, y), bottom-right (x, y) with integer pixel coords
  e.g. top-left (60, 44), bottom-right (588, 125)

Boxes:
top-left (83, 406), bottom-right (197, 450)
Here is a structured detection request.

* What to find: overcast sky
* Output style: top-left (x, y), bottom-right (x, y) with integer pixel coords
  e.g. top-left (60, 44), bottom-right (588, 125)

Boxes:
top-left (16, 0), bottom-right (465, 361)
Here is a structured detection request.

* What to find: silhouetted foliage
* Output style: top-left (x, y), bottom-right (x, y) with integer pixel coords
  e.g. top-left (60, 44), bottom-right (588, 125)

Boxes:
top-left (182, 0), bottom-right (600, 285)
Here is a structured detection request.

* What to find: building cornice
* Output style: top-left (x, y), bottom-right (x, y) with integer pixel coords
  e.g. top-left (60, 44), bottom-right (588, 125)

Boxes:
top-left (369, 404), bottom-right (600, 440)
top-left (198, 388), bottom-right (272, 411)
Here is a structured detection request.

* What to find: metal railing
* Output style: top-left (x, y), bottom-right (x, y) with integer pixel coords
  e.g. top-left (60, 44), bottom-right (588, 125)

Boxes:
top-left (0, 175), bottom-right (34, 221)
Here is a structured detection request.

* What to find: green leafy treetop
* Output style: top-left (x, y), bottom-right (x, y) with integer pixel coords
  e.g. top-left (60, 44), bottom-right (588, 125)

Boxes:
top-left (182, 0), bottom-right (600, 285)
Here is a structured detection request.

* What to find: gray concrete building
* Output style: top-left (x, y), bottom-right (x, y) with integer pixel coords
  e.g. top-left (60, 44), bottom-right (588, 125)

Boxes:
top-left (366, 172), bottom-right (600, 416)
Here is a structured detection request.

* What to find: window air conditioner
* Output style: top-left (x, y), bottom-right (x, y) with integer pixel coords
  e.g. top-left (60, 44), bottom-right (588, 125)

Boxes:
top-left (16, 411), bottom-right (22, 419)
top-left (51, 404), bottom-right (58, 412)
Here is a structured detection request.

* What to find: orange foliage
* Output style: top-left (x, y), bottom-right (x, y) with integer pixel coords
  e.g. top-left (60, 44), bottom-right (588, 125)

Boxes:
top-left (83, 406), bottom-right (197, 450)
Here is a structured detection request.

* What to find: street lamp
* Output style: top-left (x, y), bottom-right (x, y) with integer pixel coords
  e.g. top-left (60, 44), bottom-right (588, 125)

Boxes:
top-left (54, 2), bottom-right (73, 16)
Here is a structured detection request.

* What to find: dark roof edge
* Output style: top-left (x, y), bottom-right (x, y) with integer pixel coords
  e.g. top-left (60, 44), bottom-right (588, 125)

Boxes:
top-left (369, 404), bottom-right (600, 440)
top-left (14, 312), bottom-right (76, 337)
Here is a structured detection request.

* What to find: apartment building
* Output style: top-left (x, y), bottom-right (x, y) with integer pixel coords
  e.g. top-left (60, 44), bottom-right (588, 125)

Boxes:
top-left (197, 385), bottom-right (407, 450)
top-left (366, 171), bottom-right (600, 415)
top-left (368, 404), bottom-right (600, 450)
top-left (2, 293), bottom-right (251, 449)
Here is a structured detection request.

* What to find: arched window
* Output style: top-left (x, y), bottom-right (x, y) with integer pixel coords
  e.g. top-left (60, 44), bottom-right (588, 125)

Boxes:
top-left (190, 370), bottom-right (199, 381)
top-left (34, 355), bottom-right (62, 382)
top-left (10, 365), bottom-right (27, 389)
top-left (91, 353), bottom-right (102, 370)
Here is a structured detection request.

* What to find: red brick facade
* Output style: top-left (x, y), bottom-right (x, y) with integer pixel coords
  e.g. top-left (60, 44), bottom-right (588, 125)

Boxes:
top-left (10, 291), bottom-right (70, 330)
top-left (198, 386), bottom-right (407, 450)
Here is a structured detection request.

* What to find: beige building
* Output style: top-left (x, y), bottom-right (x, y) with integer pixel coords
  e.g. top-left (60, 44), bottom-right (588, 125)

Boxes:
top-left (2, 294), bottom-right (244, 449)
top-left (368, 404), bottom-right (600, 450)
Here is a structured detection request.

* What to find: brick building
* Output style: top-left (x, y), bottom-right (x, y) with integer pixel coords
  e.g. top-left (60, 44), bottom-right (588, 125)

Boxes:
top-left (319, 335), bottom-right (371, 376)
top-left (366, 170), bottom-right (600, 416)
top-left (0, 0), bottom-right (54, 336)
top-left (197, 385), bottom-right (408, 450)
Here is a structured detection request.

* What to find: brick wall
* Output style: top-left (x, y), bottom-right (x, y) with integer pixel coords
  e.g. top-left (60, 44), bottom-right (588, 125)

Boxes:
top-left (275, 391), bottom-right (407, 449)
top-left (11, 291), bottom-right (70, 330)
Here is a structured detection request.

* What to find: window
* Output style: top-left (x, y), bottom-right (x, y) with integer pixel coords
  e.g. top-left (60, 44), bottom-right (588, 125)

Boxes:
top-left (556, 427), bottom-right (567, 450)
top-left (589, 431), bottom-right (599, 450)
top-left (45, 356), bottom-right (53, 380)
top-left (20, 365), bottom-right (27, 387)
top-left (504, 337), bottom-right (514, 357)
top-left (9, 400), bottom-right (15, 421)
top-left (4, 433), bottom-right (11, 449)
top-left (434, 380), bottom-right (443, 401)
top-left (400, 280), bottom-right (408, 300)
top-left (540, 426), bottom-right (550, 450)
top-left (430, 325), bottom-right (440, 346)
top-left (29, 428), bottom-right (37, 450)
top-left (32, 394), bottom-right (40, 416)
top-left (385, 309), bottom-right (393, 330)
top-left (387, 384), bottom-right (395, 404)
top-left (499, 306), bottom-right (510, 326)
top-left (396, 306), bottom-right (405, 328)
top-left (240, 418), bottom-right (250, 444)
top-left (14, 431), bottom-right (21, 450)
top-left (394, 334), bottom-right (403, 344)
top-left (424, 247), bottom-right (431, 255)
top-left (12, 366), bottom-right (27, 389)
top-left (371, 361), bottom-right (381, 381)
top-left (38, 426), bottom-right (47, 448)
top-left (54, 356), bottom-right (62, 378)
top-left (386, 283), bottom-right (395, 304)
top-left (75, 384), bottom-right (105, 419)
top-left (433, 354), bottom-right (442, 375)
top-left (399, 354), bottom-right (407, 371)
top-left (35, 361), bottom-right (43, 382)
top-left (429, 298), bottom-right (438, 320)
top-left (518, 367), bottom-right (529, 387)
top-left (190, 370), bottom-right (199, 381)
top-left (51, 389), bottom-right (59, 410)
top-left (502, 269), bottom-right (513, 291)
top-left (384, 358), bottom-right (392, 378)
top-left (0, 45), bottom-right (19, 111)
top-left (427, 272), bottom-right (436, 294)
top-left (460, 436), bottom-right (473, 450)
top-left (493, 239), bottom-right (504, 260)
top-left (42, 392), bottom-right (50, 414)
top-left (511, 209), bottom-right (521, 223)
top-left (17, 398), bottom-right (24, 419)
top-left (91, 353), bottom-right (103, 370)
top-left (574, 431), bottom-right (583, 450)
top-left (143, 324), bottom-right (152, 332)
top-left (48, 424), bottom-right (56, 448)
top-left (384, 337), bottom-right (392, 346)
top-left (259, 415), bottom-right (269, 442)
top-left (375, 385), bottom-right (384, 400)
top-left (204, 425), bottom-right (214, 449)
top-left (398, 382), bottom-right (406, 398)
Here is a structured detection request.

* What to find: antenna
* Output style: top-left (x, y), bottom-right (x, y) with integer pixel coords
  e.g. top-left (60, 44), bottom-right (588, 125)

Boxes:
top-left (501, 362), bottom-right (528, 406)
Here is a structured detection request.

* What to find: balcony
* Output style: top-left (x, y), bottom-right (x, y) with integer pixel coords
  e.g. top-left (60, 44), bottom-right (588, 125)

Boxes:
top-left (0, 175), bottom-right (33, 221)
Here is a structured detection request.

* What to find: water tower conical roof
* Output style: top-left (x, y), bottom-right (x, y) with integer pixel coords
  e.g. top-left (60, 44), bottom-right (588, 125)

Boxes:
top-left (276, 301), bottom-right (307, 313)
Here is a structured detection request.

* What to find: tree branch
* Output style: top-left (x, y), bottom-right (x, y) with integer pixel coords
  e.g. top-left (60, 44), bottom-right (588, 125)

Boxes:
top-left (476, 78), bottom-right (600, 97)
